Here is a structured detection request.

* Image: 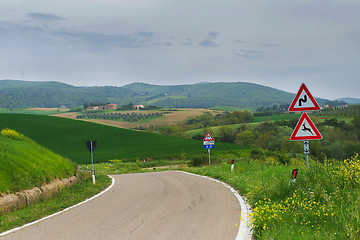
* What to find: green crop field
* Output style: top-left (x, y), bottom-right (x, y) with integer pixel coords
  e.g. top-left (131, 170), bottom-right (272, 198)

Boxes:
top-left (253, 113), bottom-right (300, 122)
top-left (0, 114), bottom-right (245, 164)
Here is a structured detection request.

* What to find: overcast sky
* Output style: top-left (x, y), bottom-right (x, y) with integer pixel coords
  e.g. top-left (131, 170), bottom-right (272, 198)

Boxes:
top-left (1, 0), bottom-right (359, 100)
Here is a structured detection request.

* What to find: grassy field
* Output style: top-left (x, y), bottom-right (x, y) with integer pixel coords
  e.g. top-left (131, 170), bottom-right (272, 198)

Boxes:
top-left (53, 108), bottom-right (222, 130)
top-left (0, 129), bottom-right (75, 193)
top-left (188, 154), bottom-right (360, 239)
top-left (0, 174), bottom-right (111, 233)
top-left (253, 113), bottom-right (300, 122)
top-left (0, 108), bottom-right (65, 116)
top-left (0, 113), bottom-right (245, 164)
top-left (210, 106), bottom-right (252, 111)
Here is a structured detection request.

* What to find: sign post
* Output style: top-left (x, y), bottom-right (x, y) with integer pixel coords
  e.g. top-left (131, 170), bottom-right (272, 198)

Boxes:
top-left (289, 83), bottom-right (322, 168)
top-left (86, 141), bottom-right (97, 184)
top-left (203, 132), bottom-right (214, 166)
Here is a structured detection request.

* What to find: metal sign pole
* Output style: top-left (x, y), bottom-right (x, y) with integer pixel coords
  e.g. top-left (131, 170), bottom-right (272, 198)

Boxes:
top-left (208, 148), bottom-right (211, 166)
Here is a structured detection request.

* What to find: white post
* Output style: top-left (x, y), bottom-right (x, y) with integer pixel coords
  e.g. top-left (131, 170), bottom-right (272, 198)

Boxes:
top-left (91, 141), bottom-right (96, 184)
top-left (231, 160), bottom-right (234, 172)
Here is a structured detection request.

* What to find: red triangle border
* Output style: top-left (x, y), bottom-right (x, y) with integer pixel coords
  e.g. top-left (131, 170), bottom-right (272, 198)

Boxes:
top-left (288, 83), bottom-right (320, 112)
top-left (290, 113), bottom-right (322, 141)
top-left (203, 131), bottom-right (214, 141)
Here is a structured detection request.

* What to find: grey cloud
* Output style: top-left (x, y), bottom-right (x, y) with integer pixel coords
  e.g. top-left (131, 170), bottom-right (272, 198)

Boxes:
top-left (0, 21), bottom-right (156, 51)
top-left (257, 42), bottom-right (277, 47)
top-left (180, 38), bottom-right (192, 45)
top-left (199, 39), bottom-right (219, 47)
top-left (232, 49), bottom-right (265, 60)
top-left (199, 31), bottom-right (220, 47)
top-left (235, 40), bottom-right (246, 44)
top-left (208, 31), bottom-right (218, 38)
top-left (54, 30), bottom-right (156, 50)
top-left (28, 13), bottom-right (67, 21)
top-left (288, 3), bottom-right (360, 22)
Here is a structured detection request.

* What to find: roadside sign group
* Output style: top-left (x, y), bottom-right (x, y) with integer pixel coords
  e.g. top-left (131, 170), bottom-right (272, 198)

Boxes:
top-left (288, 83), bottom-right (322, 168)
top-left (203, 132), bottom-right (214, 166)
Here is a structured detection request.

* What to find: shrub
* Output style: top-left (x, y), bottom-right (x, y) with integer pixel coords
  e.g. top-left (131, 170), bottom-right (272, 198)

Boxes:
top-left (275, 152), bottom-right (291, 165)
top-left (1, 128), bottom-right (24, 140)
top-left (188, 153), bottom-right (219, 167)
top-left (188, 155), bottom-right (209, 167)
top-left (250, 149), bottom-right (266, 160)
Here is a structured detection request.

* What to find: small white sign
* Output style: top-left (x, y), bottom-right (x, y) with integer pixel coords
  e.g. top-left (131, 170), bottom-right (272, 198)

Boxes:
top-left (203, 141), bottom-right (214, 145)
top-left (303, 140), bottom-right (310, 154)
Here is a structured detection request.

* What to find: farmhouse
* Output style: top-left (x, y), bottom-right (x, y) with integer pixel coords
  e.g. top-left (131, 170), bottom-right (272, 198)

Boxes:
top-left (106, 104), bottom-right (118, 110)
top-left (87, 104), bottom-right (118, 111)
top-left (134, 104), bottom-right (144, 110)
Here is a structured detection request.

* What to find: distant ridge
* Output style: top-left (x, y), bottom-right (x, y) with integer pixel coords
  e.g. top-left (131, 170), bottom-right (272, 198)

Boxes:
top-left (0, 79), bottom-right (336, 109)
top-left (337, 98), bottom-right (360, 105)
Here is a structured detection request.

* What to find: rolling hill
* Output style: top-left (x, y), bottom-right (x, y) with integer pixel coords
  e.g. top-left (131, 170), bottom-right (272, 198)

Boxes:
top-left (0, 80), bottom-right (337, 109)
top-left (0, 113), bottom-right (245, 164)
top-left (0, 80), bottom-right (136, 109)
top-left (0, 128), bottom-right (75, 193)
top-left (122, 82), bottom-right (296, 108)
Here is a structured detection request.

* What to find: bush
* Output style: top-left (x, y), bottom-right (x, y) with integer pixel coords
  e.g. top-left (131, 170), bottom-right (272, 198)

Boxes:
top-left (188, 155), bottom-right (209, 167)
top-left (188, 153), bottom-right (219, 167)
top-left (1, 128), bottom-right (24, 140)
top-left (250, 149), bottom-right (266, 160)
top-left (275, 152), bottom-right (291, 165)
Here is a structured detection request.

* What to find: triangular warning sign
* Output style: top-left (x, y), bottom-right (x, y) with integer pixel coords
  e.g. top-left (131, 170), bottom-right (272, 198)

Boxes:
top-left (288, 83), bottom-right (320, 112)
top-left (203, 132), bottom-right (214, 141)
top-left (290, 113), bottom-right (322, 141)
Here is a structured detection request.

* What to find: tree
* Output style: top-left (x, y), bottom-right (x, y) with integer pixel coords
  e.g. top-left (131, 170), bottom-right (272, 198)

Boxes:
top-left (235, 131), bottom-right (255, 146)
top-left (217, 126), bottom-right (235, 143)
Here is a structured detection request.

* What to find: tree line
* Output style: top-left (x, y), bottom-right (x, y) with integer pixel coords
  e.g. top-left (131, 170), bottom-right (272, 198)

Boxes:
top-left (153, 109), bottom-right (360, 161)
top-left (76, 112), bottom-right (163, 122)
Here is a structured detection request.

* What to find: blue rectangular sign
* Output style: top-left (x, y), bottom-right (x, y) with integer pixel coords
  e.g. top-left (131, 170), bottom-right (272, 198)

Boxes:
top-left (203, 145), bottom-right (214, 149)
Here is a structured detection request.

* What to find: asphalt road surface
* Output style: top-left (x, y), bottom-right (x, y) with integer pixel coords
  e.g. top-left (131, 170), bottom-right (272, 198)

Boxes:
top-left (2, 171), bottom-right (241, 240)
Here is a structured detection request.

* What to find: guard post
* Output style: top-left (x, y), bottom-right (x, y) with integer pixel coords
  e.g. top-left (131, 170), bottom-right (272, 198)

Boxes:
top-left (86, 141), bottom-right (97, 184)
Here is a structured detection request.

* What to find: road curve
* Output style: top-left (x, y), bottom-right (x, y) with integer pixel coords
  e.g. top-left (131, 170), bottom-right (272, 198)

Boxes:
top-left (2, 171), bottom-right (241, 240)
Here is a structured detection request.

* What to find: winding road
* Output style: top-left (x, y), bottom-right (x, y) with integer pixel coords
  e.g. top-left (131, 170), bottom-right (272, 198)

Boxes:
top-left (2, 171), bottom-right (244, 240)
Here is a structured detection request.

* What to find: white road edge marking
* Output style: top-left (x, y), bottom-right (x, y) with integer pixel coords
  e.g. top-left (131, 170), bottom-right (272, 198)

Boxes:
top-left (0, 175), bottom-right (115, 237)
top-left (177, 171), bottom-right (253, 240)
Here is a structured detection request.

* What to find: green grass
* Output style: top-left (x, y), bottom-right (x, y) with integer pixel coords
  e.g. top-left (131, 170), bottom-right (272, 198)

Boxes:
top-left (0, 113), bottom-right (244, 164)
top-left (253, 113), bottom-right (299, 122)
top-left (0, 174), bottom-right (111, 233)
top-left (0, 132), bottom-right (75, 193)
top-left (0, 108), bottom-right (61, 115)
top-left (187, 154), bottom-right (360, 239)
top-left (210, 106), bottom-right (252, 111)
top-left (185, 122), bottom-right (260, 138)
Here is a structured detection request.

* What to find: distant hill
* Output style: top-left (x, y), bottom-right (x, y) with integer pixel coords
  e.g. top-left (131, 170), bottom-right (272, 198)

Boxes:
top-left (337, 98), bottom-right (360, 105)
top-left (0, 79), bottom-right (336, 109)
top-left (122, 82), bottom-right (330, 109)
top-left (0, 80), bottom-right (136, 108)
